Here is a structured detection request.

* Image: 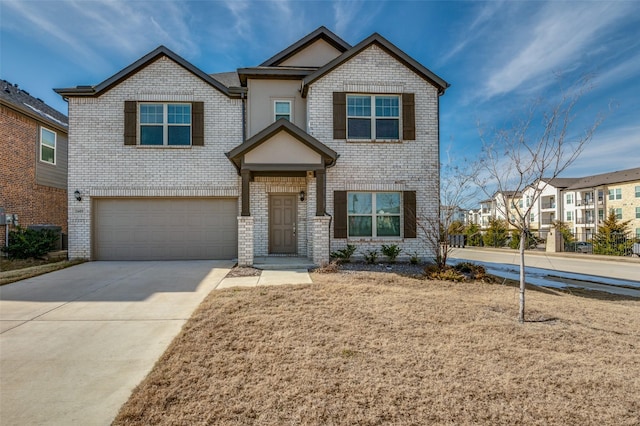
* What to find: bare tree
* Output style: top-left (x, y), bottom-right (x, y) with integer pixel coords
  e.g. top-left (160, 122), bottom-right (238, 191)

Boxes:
top-left (418, 161), bottom-right (479, 269)
top-left (476, 78), bottom-right (604, 323)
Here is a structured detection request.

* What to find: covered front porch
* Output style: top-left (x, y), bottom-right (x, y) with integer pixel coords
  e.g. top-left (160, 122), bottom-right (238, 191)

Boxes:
top-left (226, 120), bottom-right (337, 267)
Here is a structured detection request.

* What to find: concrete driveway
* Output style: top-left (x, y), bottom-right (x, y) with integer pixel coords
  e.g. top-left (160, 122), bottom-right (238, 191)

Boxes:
top-left (0, 260), bottom-right (233, 425)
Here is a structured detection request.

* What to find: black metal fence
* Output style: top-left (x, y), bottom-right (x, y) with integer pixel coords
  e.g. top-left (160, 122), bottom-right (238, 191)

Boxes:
top-left (567, 232), bottom-right (640, 256)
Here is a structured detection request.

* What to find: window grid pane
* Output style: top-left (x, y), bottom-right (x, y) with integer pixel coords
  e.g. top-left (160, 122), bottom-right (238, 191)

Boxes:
top-left (140, 104), bottom-right (164, 124)
top-left (347, 96), bottom-right (371, 117)
top-left (168, 104), bottom-right (191, 124)
top-left (375, 96), bottom-right (399, 117)
top-left (168, 126), bottom-right (191, 145)
top-left (140, 126), bottom-right (163, 145)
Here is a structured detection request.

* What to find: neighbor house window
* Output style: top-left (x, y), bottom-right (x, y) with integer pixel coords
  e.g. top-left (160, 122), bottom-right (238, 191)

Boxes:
top-left (608, 188), bottom-right (622, 200)
top-left (530, 212), bottom-right (535, 223)
top-left (347, 95), bottom-right (400, 140)
top-left (139, 103), bottom-right (191, 146)
top-left (635, 186), bottom-right (640, 198)
top-left (348, 192), bottom-right (401, 237)
top-left (566, 194), bottom-right (573, 204)
top-left (636, 207), bottom-right (640, 219)
top-left (610, 208), bottom-right (622, 220)
top-left (636, 228), bottom-right (640, 238)
top-left (274, 100), bottom-right (291, 121)
top-left (566, 211), bottom-right (573, 221)
top-left (40, 127), bottom-right (56, 164)
top-left (598, 209), bottom-right (604, 221)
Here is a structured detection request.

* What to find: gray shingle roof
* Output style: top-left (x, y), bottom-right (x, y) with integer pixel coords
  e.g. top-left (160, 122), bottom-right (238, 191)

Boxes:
top-left (1, 80), bottom-right (68, 130)
top-left (565, 167), bottom-right (640, 190)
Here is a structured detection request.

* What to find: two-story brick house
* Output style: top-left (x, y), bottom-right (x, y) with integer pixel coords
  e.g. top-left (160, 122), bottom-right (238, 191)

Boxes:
top-left (1, 80), bottom-right (68, 247)
top-left (55, 27), bottom-right (448, 265)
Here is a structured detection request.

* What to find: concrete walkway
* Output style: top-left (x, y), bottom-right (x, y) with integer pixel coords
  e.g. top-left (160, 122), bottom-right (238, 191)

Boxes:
top-left (216, 269), bottom-right (313, 290)
top-left (0, 261), bottom-right (234, 426)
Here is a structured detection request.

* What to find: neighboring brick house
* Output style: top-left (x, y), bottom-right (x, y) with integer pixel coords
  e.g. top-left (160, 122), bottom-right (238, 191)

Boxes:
top-left (0, 80), bottom-right (68, 248)
top-left (55, 27), bottom-right (449, 264)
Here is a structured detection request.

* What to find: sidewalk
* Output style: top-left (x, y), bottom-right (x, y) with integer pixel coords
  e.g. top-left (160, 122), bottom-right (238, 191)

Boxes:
top-left (216, 269), bottom-right (313, 290)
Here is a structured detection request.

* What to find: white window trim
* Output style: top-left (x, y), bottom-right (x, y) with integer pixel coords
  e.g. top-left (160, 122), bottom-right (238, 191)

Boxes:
top-left (39, 126), bottom-right (57, 165)
top-left (273, 100), bottom-right (292, 122)
top-left (347, 191), bottom-right (402, 238)
top-left (138, 103), bottom-right (192, 146)
top-left (346, 94), bottom-right (401, 141)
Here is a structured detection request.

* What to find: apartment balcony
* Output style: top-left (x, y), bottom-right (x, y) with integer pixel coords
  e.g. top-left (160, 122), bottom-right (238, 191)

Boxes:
top-left (575, 217), bottom-right (596, 225)
top-left (575, 199), bottom-right (604, 207)
top-left (540, 218), bottom-right (555, 225)
top-left (540, 202), bottom-right (556, 210)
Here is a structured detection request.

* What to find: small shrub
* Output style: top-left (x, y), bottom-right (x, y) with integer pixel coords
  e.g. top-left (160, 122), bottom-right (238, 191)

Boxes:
top-left (364, 250), bottom-right (378, 264)
top-left (330, 244), bottom-right (357, 263)
top-left (2, 227), bottom-right (58, 260)
top-left (409, 251), bottom-right (420, 265)
top-left (381, 244), bottom-right (402, 263)
top-left (315, 260), bottom-right (340, 274)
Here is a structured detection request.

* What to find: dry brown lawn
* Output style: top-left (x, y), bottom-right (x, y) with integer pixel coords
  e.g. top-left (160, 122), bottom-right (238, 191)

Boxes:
top-left (114, 272), bottom-right (640, 425)
top-left (0, 259), bottom-right (84, 285)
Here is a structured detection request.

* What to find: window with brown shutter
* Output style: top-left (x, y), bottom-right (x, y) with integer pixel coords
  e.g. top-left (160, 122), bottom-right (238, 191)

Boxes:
top-left (334, 191), bottom-right (347, 238)
top-left (124, 101), bottom-right (137, 145)
top-left (403, 191), bottom-right (417, 238)
top-left (333, 92), bottom-right (346, 139)
top-left (192, 101), bottom-right (204, 146)
top-left (402, 93), bottom-right (415, 140)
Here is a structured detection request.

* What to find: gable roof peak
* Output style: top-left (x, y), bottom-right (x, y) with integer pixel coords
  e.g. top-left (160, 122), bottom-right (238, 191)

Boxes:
top-left (55, 45), bottom-right (241, 99)
top-left (260, 26), bottom-right (351, 67)
top-left (302, 31), bottom-right (450, 96)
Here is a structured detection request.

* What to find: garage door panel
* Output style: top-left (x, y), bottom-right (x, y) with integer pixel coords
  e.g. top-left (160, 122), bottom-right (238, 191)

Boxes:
top-left (94, 198), bottom-right (238, 260)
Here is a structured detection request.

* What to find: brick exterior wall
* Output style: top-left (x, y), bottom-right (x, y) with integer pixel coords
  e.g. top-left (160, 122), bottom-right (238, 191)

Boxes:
top-left (67, 45), bottom-right (441, 264)
top-left (0, 105), bottom-right (67, 247)
top-left (306, 45), bottom-right (440, 260)
top-left (67, 57), bottom-right (243, 259)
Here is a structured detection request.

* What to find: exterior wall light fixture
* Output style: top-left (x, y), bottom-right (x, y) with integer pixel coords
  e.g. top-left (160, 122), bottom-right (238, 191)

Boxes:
top-left (74, 190), bottom-right (82, 201)
top-left (299, 190), bottom-right (306, 202)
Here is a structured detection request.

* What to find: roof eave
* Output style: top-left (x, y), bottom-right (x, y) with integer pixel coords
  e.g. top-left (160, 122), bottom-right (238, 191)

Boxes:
top-left (301, 33), bottom-right (450, 97)
top-left (260, 26), bottom-right (352, 67)
top-left (55, 46), bottom-right (241, 99)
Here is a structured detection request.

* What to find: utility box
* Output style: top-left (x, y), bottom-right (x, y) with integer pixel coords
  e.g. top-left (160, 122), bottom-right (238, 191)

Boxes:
top-left (28, 225), bottom-right (63, 251)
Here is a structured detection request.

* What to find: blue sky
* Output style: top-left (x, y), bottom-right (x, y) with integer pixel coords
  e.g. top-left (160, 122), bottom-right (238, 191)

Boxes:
top-left (2, 0), bottom-right (639, 177)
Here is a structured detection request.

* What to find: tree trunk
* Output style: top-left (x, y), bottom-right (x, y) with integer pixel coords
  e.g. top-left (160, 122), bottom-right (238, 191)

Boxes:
top-left (519, 228), bottom-right (526, 323)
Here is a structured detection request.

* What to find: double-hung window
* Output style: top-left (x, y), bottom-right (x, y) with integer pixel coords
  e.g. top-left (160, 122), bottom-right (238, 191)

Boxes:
top-left (608, 188), bottom-right (622, 200)
top-left (347, 95), bottom-right (400, 140)
top-left (139, 103), bottom-right (191, 146)
top-left (274, 100), bottom-right (291, 121)
top-left (347, 192), bottom-right (401, 237)
top-left (610, 208), bottom-right (622, 220)
top-left (40, 127), bottom-right (56, 164)
top-left (566, 211), bottom-right (573, 221)
top-left (635, 186), bottom-right (640, 198)
top-left (566, 193), bottom-right (573, 204)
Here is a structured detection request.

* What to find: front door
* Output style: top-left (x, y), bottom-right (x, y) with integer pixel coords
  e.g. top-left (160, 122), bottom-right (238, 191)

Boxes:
top-left (269, 195), bottom-right (297, 254)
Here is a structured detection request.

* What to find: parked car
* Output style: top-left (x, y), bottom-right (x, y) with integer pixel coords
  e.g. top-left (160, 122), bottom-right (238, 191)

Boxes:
top-left (568, 241), bottom-right (593, 253)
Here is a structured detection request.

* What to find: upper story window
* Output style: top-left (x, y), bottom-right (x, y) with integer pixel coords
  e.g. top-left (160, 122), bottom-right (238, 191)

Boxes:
top-left (139, 103), bottom-right (191, 146)
top-left (347, 95), bottom-right (400, 140)
top-left (274, 100), bottom-right (291, 121)
top-left (566, 193), bottom-right (573, 204)
top-left (40, 127), bottom-right (57, 164)
top-left (635, 186), bottom-right (640, 198)
top-left (348, 192), bottom-right (401, 237)
top-left (608, 188), bottom-right (622, 200)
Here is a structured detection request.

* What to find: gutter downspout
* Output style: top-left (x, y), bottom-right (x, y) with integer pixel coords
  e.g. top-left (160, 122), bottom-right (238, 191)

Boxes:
top-left (241, 91), bottom-right (246, 142)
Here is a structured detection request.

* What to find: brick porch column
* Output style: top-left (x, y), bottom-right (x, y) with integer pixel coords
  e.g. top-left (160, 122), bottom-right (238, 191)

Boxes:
top-left (312, 216), bottom-right (331, 266)
top-left (237, 216), bottom-right (254, 266)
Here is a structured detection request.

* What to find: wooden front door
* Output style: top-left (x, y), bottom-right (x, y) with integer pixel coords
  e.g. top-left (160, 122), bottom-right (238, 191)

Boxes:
top-left (269, 195), bottom-right (297, 254)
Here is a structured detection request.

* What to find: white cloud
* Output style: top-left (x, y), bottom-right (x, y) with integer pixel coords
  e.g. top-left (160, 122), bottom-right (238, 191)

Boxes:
top-left (562, 125), bottom-right (640, 176)
top-left (332, 0), bottom-right (382, 39)
top-left (2, 0), bottom-right (199, 73)
top-left (483, 2), bottom-right (631, 98)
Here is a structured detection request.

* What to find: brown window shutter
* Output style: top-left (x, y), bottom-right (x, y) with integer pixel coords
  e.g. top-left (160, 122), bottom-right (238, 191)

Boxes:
top-left (334, 191), bottom-right (347, 238)
top-left (124, 101), bottom-right (137, 145)
top-left (403, 191), bottom-right (417, 238)
top-left (402, 93), bottom-right (415, 140)
top-left (333, 92), bottom-right (346, 139)
top-left (192, 101), bottom-right (204, 146)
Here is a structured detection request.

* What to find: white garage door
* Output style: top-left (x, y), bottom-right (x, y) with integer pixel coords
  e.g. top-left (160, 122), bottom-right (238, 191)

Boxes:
top-left (94, 198), bottom-right (237, 260)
